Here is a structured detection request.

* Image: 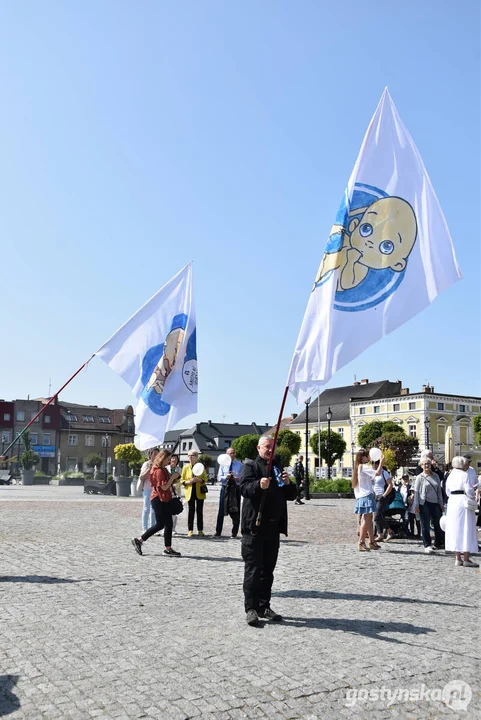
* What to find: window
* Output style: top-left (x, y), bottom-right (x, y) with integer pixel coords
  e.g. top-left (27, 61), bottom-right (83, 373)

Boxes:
top-left (188, 441), bottom-right (193, 450)
top-left (337, 428), bottom-right (344, 438)
top-left (101, 435), bottom-right (111, 448)
top-left (31, 412), bottom-right (39, 422)
top-left (393, 403), bottom-right (400, 412)
top-left (409, 424), bottom-right (417, 437)
top-left (16, 411), bottom-right (25, 421)
top-left (82, 415), bottom-right (95, 422)
top-left (67, 457), bottom-right (77, 472)
top-left (85, 435), bottom-right (95, 447)
top-left (67, 414), bottom-right (78, 422)
top-left (3, 413), bottom-right (10, 421)
top-left (373, 406), bottom-right (380, 414)
top-left (438, 424), bottom-right (446, 444)
top-left (182, 441), bottom-right (187, 451)
top-left (44, 415), bottom-right (51, 424)
top-left (68, 434), bottom-right (78, 446)
top-left (359, 407), bottom-right (366, 415)
top-left (409, 402), bottom-right (416, 410)
top-left (30, 433), bottom-right (38, 444)
top-left (437, 402), bottom-right (444, 411)
top-left (127, 418), bottom-right (133, 433)
top-left (98, 416), bottom-right (112, 423)
top-left (459, 404), bottom-right (466, 413)
top-left (1, 431), bottom-right (11, 443)
top-left (43, 433), bottom-right (50, 445)
top-left (224, 440), bottom-right (230, 447)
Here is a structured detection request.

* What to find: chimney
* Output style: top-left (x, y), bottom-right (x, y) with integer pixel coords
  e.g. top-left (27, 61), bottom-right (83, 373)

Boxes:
top-left (422, 384), bottom-right (434, 394)
top-left (353, 381), bottom-right (360, 386)
top-left (400, 387), bottom-right (409, 395)
top-left (208, 420), bottom-right (212, 426)
top-left (360, 378), bottom-right (369, 385)
top-left (291, 413), bottom-right (298, 420)
top-left (234, 422), bottom-right (238, 425)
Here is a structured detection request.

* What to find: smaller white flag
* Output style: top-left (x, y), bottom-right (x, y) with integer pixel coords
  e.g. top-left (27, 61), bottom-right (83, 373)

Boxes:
top-left (96, 263), bottom-right (197, 450)
top-left (288, 88), bottom-right (461, 404)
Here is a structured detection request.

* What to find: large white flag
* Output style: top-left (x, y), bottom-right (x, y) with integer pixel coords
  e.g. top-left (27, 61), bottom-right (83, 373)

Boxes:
top-left (96, 263), bottom-right (197, 450)
top-left (288, 88), bottom-right (461, 403)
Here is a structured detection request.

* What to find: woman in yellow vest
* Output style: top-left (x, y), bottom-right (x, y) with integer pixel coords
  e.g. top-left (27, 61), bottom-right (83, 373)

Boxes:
top-left (181, 450), bottom-right (208, 537)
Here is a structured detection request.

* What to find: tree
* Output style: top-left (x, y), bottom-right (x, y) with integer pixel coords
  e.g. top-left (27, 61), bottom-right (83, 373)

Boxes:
top-left (198, 453), bottom-right (213, 469)
top-left (20, 430), bottom-right (40, 470)
top-left (276, 429), bottom-right (301, 456)
top-left (473, 415), bottom-right (481, 444)
top-left (114, 443), bottom-right (144, 475)
top-left (357, 420), bottom-right (406, 449)
top-left (309, 430), bottom-right (346, 465)
top-left (375, 432), bottom-right (419, 471)
top-left (232, 434), bottom-right (260, 461)
top-left (85, 453), bottom-right (103, 470)
top-left (379, 447), bottom-right (397, 475)
top-left (275, 445), bottom-right (293, 469)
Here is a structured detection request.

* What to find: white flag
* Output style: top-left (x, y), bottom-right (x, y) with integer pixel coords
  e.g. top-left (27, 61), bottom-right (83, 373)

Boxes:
top-left (288, 88), bottom-right (461, 403)
top-left (96, 263), bottom-right (198, 450)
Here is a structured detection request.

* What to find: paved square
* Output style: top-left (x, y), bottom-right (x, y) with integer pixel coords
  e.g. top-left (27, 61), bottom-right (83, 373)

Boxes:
top-left (1, 485), bottom-right (479, 719)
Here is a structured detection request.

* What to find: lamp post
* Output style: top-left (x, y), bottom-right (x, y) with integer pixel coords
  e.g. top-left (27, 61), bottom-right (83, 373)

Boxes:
top-left (304, 398), bottom-right (311, 501)
top-left (351, 441), bottom-right (355, 474)
top-left (424, 417), bottom-right (430, 452)
top-left (326, 407), bottom-right (332, 480)
top-left (103, 433), bottom-right (110, 482)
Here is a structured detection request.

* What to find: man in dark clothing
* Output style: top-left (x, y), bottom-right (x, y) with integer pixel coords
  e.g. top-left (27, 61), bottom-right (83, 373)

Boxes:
top-left (293, 455), bottom-right (305, 505)
top-left (239, 436), bottom-right (297, 627)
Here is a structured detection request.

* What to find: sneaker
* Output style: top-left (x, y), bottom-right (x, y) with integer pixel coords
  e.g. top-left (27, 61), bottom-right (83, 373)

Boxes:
top-left (246, 609), bottom-right (259, 626)
top-left (231, 534), bottom-right (238, 538)
top-left (198, 531), bottom-right (205, 536)
top-left (424, 546), bottom-right (435, 554)
top-left (463, 559), bottom-right (479, 568)
top-left (294, 499), bottom-right (304, 505)
top-left (187, 531), bottom-right (194, 537)
top-left (131, 538), bottom-right (143, 556)
top-left (163, 548), bottom-right (181, 557)
top-left (259, 607), bottom-right (282, 622)
top-left (455, 559), bottom-right (464, 567)
top-left (433, 545), bottom-right (444, 550)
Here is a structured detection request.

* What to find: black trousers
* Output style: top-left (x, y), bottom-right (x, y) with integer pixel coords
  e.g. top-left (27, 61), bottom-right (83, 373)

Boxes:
top-left (295, 478), bottom-right (304, 501)
top-left (241, 529), bottom-right (280, 613)
top-left (187, 494), bottom-right (204, 532)
top-left (141, 496), bottom-right (173, 547)
top-left (374, 494), bottom-right (389, 535)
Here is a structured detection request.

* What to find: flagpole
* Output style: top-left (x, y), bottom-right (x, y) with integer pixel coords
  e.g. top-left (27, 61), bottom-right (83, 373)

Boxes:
top-left (0, 354), bottom-right (96, 458)
top-left (255, 385), bottom-right (289, 526)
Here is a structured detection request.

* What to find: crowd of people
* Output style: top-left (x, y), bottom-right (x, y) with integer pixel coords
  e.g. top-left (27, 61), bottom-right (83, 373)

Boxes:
top-left (130, 439), bottom-right (480, 625)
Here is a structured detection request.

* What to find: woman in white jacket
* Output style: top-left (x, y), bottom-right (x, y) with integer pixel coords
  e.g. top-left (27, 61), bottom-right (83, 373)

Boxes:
top-left (445, 456), bottom-right (479, 568)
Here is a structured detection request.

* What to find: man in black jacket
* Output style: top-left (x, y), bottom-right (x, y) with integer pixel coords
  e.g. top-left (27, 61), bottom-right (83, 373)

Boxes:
top-left (239, 436), bottom-right (297, 626)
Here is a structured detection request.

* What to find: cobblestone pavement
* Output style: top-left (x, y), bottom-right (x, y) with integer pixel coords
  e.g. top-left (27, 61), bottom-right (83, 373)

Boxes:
top-left (0, 485), bottom-right (480, 719)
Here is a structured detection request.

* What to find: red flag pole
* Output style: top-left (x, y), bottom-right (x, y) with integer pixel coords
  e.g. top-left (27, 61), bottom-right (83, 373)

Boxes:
top-left (255, 385), bottom-right (290, 527)
top-left (1, 354), bottom-right (96, 459)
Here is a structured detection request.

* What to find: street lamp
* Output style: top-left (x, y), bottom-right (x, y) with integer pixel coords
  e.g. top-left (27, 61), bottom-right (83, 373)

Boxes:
top-left (304, 398), bottom-right (311, 500)
top-left (424, 417), bottom-right (430, 452)
top-left (326, 407), bottom-right (332, 480)
top-left (103, 433), bottom-right (110, 482)
top-left (351, 441), bottom-right (355, 472)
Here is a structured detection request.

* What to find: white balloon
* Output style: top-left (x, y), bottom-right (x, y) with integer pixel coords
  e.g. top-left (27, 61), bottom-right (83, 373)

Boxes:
top-left (369, 447), bottom-right (382, 462)
top-left (217, 453), bottom-right (232, 467)
top-left (440, 515), bottom-right (447, 532)
top-left (192, 462), bottom-right (205, 477)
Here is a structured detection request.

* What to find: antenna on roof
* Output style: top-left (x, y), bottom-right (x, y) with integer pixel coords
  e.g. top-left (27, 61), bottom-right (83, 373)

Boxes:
top-left (354, 374), bottom-right (356, 383)
top-left (48, 377), bottom-right (51, 397)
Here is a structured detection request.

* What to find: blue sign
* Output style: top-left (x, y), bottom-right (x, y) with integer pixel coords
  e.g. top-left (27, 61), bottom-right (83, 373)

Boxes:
top-left (34, 445), bottom-right (56, 458)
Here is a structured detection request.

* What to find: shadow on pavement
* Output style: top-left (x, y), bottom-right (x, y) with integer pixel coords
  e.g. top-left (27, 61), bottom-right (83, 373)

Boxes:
top-left (182, 555), bottom-right (243, 563)
top-left (0, 576), bottom-right (82, 584)
top-left (281, 616), bottom-right (433, 644)
top-left (0, 675), bottom-right (20, 717)
top-left (273, 589), bottom-right (470, 608)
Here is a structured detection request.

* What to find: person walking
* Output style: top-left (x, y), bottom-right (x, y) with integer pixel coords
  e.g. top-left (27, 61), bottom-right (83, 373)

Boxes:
top-left (215, 447), bottom-right (242, 538)
top-left (239, 436), bottom-right (297, 626)
top-left (131, 450), bottom-right (181, 557)
top-left (413, 457), bottom-right (445, 553)
top-left (181, 450), bottom-right (208, 537)
top-left (293, 455), bottom-right (305, 505)
top-left (445, 455), bottom-right (479, 567)
top-left (138, 448), bottom-right (158, 533)
top-left (352, 449), bottom-right (382, 552)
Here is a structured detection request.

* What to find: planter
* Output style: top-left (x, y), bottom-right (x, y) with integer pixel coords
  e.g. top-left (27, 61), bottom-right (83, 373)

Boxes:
top-left (130, 477), bottom-right (142, 497)
top-left (33, 475), bottom-right (51, 485)
top-left (115, 476), bottom-right (132, 497)
top-left (21, 469), bottom-right (35, 485)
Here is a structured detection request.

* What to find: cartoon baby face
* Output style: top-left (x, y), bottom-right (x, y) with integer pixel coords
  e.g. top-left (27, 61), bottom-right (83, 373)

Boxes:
top-left (348, 197), bottom-right (417, 272)
top-left (147, 328), bottom-right (184, 395)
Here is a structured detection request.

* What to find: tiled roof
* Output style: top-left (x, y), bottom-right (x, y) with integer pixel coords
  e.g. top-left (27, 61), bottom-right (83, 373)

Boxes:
top-left (57, 402), bottom-right (132, 432)
top-left (174, 422), bottom-right (272, 453)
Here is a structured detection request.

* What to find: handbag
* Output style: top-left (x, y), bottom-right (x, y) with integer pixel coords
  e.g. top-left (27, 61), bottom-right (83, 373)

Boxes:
top-left (200, 484), bottom-right (208, 494)
top-left (136, 477), bottom-right (143, 493)
top-left (463, 495), bottom-right (477, 512)
top-left (170, 496), bottom-right (184, 515)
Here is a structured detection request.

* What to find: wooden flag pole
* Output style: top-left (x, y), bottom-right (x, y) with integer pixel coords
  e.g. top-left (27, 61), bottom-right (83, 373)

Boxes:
top-left (255, 385), bottom-right (290, 527)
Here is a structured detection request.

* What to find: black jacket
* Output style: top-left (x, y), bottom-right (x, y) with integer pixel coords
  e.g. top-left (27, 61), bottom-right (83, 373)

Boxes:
top-left (240, 455), bottom-right (297, 535)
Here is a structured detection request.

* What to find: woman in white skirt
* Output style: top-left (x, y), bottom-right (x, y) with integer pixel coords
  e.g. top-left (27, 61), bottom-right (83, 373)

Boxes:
top-left (352, 449), bottom-right (383, 552)
top-left (445, 455), bottom-right (479, 568)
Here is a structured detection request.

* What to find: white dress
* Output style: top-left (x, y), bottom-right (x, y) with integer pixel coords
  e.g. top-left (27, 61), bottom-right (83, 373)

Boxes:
top-left (445, 469), bottom-right (478, 553)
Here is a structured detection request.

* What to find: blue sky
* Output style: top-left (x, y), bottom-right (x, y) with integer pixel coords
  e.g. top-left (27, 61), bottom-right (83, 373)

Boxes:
top-left (0, 0), bottom-right (479, 426)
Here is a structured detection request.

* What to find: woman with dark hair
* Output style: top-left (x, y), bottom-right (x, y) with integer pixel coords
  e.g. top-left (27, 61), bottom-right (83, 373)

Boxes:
top-left (413, 457), bottom-right (445, 554)
top-left (131, 450), bottom-right (181, 557)
top-left (352, 449), bottom-right (383, 551)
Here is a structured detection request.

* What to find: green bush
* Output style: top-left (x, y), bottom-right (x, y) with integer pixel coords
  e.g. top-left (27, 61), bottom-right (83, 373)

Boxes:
top-left (34, 470), bottom-right (50, 478)
top-left (310, 478), bottom-right (353, 494)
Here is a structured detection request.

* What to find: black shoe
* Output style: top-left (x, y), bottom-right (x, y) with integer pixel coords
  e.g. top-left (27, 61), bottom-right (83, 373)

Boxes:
top-left (294, 499), bottom-right (304, 505)
top-left (246, 609), bottom-right (259, 626)
top-left (214, 532), bottom-right (221, 537)
top-left (163, 548), bottom-right (181, 557)
top-left (259, 607), bottom-right (282, 622)
top-left (131, 538), bottom-right (143, 556)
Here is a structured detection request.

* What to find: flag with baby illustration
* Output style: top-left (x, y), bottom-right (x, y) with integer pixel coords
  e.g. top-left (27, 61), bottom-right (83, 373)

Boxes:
top-left (288, 88), bottom-right (461, 403)
top-left (96, 263), bottom-right (197, 450)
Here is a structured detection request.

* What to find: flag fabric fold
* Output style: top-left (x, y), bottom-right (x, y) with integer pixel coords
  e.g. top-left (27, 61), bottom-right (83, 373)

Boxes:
top-left (96, 263), bottom-right (197, 450)
top-left (288, 88), bottom-right (461, 404)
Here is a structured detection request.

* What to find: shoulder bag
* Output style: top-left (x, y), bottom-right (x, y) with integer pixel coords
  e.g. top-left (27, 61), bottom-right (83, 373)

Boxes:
top-left (169, 486), bottom-right (184, 515)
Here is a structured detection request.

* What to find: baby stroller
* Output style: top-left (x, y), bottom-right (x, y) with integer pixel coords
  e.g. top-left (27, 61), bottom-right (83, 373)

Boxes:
top-left (384, 489), bottom-right (408, 538)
